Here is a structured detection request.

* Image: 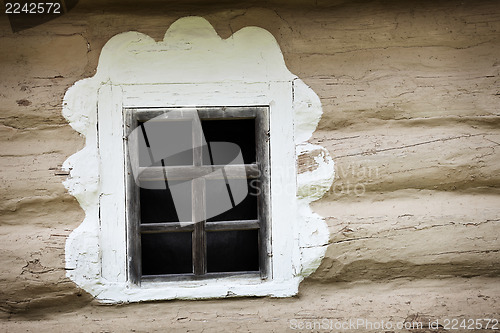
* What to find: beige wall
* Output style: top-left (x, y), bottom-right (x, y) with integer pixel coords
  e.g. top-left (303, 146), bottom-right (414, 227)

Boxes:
top-left (0, 0), bottom-right (499, 314)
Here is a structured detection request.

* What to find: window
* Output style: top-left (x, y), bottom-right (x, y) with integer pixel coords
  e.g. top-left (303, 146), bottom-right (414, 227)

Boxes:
top-left (63, 17), bottom-right (332, 302)
top-left (124, 107), bottom-right (270, 283)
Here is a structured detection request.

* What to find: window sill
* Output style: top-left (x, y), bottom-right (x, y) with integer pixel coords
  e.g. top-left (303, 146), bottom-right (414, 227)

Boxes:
top-left (91, 276), bottom-right (301, 303)
top-left (141, 271), bottom-right (262, 283)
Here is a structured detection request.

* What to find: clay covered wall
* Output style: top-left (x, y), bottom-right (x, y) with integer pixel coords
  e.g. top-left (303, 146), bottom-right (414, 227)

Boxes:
top-left (0, 0), bottom-right (499, 314)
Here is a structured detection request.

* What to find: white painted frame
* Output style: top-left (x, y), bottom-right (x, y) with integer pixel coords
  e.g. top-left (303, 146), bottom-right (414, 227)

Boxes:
top-left (97, 82), bottom-right (298, 301)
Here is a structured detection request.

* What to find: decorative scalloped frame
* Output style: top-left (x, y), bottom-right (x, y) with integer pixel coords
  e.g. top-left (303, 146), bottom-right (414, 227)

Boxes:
top-left (62, 17), bottom-right (334, 302)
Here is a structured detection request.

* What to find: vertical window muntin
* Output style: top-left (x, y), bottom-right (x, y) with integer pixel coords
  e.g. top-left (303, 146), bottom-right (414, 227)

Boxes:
top-left (124, 107), bottom-right (270, 284)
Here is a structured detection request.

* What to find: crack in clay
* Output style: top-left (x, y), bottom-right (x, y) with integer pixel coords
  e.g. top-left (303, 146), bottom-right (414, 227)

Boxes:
top-left (334, 133), bottom-right (486, 158)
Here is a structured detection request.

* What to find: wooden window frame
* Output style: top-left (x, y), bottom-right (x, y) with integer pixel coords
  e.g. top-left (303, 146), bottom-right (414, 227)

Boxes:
top-left (124, 106), bottom-right (271, 284)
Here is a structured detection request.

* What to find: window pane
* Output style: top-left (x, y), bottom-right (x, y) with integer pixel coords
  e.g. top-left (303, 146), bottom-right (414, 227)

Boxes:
top-left (138, 120), bottom-right (193, 167)
top-left (141, 232), bottom-right (192, 276)
top-left (207, 230), bottom-right (259, 273)
top-left (140, 180), bottom-right (192, 223)
top-left (206, 179), bottom-right (257, 222)
top-left (201, 119), bottom-right (255, 165)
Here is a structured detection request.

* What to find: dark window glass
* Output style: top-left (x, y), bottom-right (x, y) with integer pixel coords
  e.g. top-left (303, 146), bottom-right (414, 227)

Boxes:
top-left (206, 179), bottom-right (257, 222)
top-left (138, 120), bottom-right (193, 167)
top-left (132, 111), bottom-right (265, 280)
top-left (140, 180), bottom-right (192, 223)
top-left (141, 232), bottom-right (192, 275)
top-left (207, 230), bottom-right (259, 273)
top-left (201, 119), bottom-right (255, 165)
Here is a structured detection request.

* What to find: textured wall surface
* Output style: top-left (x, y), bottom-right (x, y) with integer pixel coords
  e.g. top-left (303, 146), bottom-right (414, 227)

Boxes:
top-left (0, 0), bottom-right (499, 321)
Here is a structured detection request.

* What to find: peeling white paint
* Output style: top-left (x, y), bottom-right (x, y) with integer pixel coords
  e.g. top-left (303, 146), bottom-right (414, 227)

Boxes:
top-left (63, 16), bottom-right (333, 302)
top-left (297, 143), bottom-right (335, 203)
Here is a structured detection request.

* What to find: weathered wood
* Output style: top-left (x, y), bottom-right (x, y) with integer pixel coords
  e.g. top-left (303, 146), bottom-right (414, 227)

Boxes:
top-left (49, 165), bottom-right (71, 176)
top-left (197, 107), bottom-right (259, 120)
top-left (141, 271), bottom-right (259, 282)
top-left (4, 2), bottom-right (500, 307)
top-left (129, 106), bottom-right (263, 122)
top-left (256, 106), bottom-right (271, 279)
top-left (206, 219), bottom-right (260, 231)
top-left (124, 109), bottom-right (142, 284)
top-left (140, 220), bottom-right (259, 233)
top-left (192, 118), bottom-right (207, 276)
top-left (141, 222), bottom-right (195, 233)
top-left (138, 164), bottom-right (259, 181)
top-left (132, 108), bottom-right (198, 122)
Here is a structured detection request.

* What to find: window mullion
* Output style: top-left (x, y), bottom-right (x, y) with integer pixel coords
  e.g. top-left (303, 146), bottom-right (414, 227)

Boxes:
top-left (192, 117), bottom-right (207, 275)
